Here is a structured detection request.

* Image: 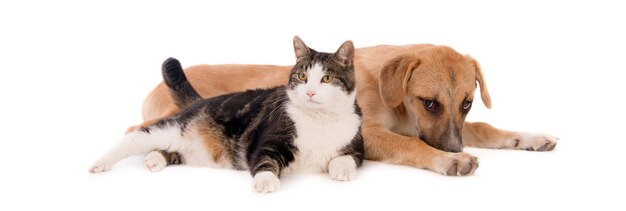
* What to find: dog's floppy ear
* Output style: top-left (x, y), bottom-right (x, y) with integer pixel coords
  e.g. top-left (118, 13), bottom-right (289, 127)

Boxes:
top-left (467, 56), bottom-right (492, 109)
top-left (379, 55), bottom-right (420, 108)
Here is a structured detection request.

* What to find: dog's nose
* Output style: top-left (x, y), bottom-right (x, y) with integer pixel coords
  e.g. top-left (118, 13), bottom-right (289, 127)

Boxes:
top-left (306, 90), bottom-right (316, 97)
top-left (443, 143), bottom-right (463, 153)
top-left (443, 126), bottom-right (463, 152)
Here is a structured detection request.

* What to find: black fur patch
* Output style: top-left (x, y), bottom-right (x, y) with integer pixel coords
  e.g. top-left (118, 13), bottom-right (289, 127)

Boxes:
top-left (162, 58), bottom-right (202, 108)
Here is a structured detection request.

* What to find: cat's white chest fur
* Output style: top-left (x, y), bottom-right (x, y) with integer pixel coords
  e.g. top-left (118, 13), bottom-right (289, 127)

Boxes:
top-left (282, 103), bottom-right (360, 175)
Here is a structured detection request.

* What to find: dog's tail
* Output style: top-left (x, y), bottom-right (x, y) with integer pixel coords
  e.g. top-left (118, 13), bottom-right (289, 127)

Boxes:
top-left (162, 57), bottom-right (202, 109)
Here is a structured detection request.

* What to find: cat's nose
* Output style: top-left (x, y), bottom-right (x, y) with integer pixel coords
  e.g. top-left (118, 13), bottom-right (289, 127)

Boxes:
top-left (306, 90), bottom-right (316, 97)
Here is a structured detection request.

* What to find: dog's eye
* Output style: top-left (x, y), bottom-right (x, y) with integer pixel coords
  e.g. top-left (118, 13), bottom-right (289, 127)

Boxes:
top-left (423, 100), bottom-right (439, 112)
top-left (463, 101), bottom-right (472, 110)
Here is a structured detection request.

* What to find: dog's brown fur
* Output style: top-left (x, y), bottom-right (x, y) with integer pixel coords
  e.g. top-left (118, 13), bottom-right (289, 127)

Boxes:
top-left (131, 44), bottom-right (557, 176)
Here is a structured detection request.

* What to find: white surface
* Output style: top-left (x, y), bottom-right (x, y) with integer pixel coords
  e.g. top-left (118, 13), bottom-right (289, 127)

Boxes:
top-left (1, 0), bottom-right (624, 210)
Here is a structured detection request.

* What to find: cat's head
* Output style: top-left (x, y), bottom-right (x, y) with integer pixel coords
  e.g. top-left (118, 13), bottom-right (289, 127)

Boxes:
top-left (286, 36), bottom-right (356, 111)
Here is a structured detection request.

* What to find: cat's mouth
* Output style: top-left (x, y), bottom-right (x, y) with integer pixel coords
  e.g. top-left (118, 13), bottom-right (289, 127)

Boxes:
top-left (306, 99), bottom-right (322, 104)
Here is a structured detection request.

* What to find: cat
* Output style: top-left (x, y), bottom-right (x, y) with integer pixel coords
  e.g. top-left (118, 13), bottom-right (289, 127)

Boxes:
top-left (89, 36), bottom-right (364, 193)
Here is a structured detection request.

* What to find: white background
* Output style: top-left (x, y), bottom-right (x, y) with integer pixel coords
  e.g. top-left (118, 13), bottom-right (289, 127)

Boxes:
top-left (1, 0), bottom-right (624, 210)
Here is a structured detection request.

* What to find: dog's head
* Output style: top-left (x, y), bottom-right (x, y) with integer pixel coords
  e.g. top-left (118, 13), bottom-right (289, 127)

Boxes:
top-left (379, 46), bottom-right (491, 152)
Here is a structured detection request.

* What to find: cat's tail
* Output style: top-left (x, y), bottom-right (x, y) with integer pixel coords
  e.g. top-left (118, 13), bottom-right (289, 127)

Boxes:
top-left (162, 57), bottom-right (202, 109)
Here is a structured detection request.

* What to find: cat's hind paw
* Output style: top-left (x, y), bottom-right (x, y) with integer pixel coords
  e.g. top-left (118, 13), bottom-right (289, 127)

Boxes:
top-left (89, 160), bottom-right (112, 173)
top-left (144, 151), bottom-right (167, 172)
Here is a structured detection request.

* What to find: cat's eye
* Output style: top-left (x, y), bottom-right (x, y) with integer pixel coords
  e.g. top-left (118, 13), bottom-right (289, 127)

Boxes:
top-left (297, 73), bottom-right (308, 82)
top-left (322, 75), bottom-right (333, 83)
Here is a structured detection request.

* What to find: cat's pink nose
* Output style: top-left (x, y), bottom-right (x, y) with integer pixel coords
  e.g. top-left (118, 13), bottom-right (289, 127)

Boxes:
top-left (306, 91), bottom-right (316, 97)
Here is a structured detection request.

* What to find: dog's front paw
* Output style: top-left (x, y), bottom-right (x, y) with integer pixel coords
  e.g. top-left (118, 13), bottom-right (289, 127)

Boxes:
top-left (144, 151), bottom-right (167, 172)
top-left (328, 156), bottom-right (357, 181)
top-left (512, 133), bottom-right (558, 151)
top-left (89, 160), bottom-right (112, 173)
top-left (253, 171), bottom-right (280, 193)
top-left (432, 152), bottom-right (479, 176)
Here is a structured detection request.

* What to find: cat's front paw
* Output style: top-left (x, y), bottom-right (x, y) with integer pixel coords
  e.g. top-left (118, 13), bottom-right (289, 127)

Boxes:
top-left (144, 151), bottom-right (167, 172)
top-left (328, 156), bottom-right (357, 181)
top-left (89, 160), bottom-right (112, 173)
top-left (253, 171), bottom-right (280, 193)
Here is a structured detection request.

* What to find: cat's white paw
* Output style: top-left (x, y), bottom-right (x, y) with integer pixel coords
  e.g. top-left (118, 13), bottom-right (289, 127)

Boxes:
top-left (89, 160), bottom-right (112, 173)
top-left (253, 171), bottom-right (280, 193)
top-left (144, 151), bottom-right (167, 172)
top-left (328, 156), bottom-right (357, 181)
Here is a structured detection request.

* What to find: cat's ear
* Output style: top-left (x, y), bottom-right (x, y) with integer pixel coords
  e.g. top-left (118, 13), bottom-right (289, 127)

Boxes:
top-left (293, 36), bottom-right (311, 61)
top-left (334, 40), bottom-right (354, 66)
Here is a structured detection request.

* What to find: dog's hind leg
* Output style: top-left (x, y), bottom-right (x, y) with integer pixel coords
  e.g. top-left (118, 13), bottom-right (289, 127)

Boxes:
top-left (462, 122), bottom-right (558, 151)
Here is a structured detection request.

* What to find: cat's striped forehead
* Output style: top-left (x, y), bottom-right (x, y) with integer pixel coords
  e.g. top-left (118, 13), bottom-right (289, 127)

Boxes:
top-left (288, 50), bottom-right (356, 93)
top-left (304, 63), bottom-right (325, 84)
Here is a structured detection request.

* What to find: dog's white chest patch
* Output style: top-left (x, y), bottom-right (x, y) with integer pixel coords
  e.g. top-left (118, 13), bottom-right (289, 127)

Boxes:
top-left (282, 105), bottom-right (360, 175)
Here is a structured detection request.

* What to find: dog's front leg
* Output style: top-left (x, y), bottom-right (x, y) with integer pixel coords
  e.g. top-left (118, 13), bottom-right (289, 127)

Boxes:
top-left (462, 122), bottom-right (558, 151)
top-left (362, 123), bottom-right (479, 176)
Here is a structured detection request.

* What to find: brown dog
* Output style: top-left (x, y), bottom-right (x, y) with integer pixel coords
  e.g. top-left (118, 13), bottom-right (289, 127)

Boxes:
top-left (132, 44), bottom-right (557, 176)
